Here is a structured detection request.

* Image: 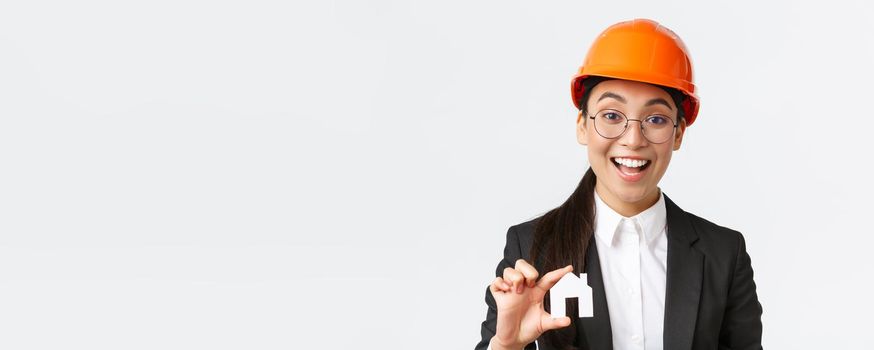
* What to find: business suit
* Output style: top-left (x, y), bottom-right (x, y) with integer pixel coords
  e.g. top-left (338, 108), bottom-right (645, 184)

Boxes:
top-left (476, 194), bottom-right (763, 350)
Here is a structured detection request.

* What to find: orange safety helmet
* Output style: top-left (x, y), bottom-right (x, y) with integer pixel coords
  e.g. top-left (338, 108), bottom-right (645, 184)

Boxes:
top-left (571, 19), bottom-right (700, 126)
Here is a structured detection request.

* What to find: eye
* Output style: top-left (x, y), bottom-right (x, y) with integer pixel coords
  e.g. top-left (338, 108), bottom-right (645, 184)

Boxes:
top-left (645, 115), bottom-right (671, 126)
top-left (600, 111), bottom-right (624, 124)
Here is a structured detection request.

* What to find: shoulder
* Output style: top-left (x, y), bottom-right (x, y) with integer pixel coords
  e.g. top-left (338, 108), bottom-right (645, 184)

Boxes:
top-left (686, 210), bottom-right (742, 241)
top-left (508, 216), bottom-right (541, 237)
top-left (663, 194), bottom-right (749, 258)
top-left (679, 207), bottom-right (748, 259)
top-left (501, 216), bottom-right (543, 261)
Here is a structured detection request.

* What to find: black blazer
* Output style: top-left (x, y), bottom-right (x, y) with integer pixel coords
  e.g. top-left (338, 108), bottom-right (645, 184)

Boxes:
top-left (476, 195), bottom-right (763, 350)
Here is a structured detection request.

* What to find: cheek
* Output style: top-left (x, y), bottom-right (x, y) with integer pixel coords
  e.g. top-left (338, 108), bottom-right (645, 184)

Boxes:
top-left (585, 138), bottom-right (613, 170)
top-left (651, 146), bottom-right (675, 175)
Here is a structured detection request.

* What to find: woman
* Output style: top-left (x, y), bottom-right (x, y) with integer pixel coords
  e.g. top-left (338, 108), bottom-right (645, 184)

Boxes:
top-left (475, 19), bottom-right (763, 350)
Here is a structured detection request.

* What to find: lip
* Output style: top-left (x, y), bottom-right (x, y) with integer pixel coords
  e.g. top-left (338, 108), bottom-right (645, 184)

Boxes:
top-left (611, 157), bottom-right (650, 183)
top-left (611, 155), bottom-right (650, 161)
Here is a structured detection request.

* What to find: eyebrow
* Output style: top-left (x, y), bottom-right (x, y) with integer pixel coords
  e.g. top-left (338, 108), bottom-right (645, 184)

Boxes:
top-left (644, 98), bottom-right (674, 110)
top-left (597, 92), bottom-right (626, 104)
top-left (597, 91), bottom-right (674, 111)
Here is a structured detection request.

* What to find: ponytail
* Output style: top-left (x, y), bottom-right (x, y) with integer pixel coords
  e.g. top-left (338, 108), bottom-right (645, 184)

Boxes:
top-left (530, 167), bottom-right (597, 349)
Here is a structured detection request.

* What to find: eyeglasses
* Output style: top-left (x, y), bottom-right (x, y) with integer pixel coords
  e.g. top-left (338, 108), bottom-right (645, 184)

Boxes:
top-left (586, 109), bottom-right (678, 144)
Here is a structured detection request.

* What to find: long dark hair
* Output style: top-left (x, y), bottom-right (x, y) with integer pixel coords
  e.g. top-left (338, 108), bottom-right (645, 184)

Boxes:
top-left (531, 76), bottom-right (686, 349)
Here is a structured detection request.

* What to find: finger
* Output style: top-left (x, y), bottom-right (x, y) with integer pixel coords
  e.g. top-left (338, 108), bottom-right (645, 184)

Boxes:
top-left (535, 265), bottom-right (574, 291)
top-left (503, 267), bottom-right (525, 294)
top-left (514, 259), bottom-right (540, 288)
top-left (489, 277), bottom-right (512, 294)
top-left (540, 316), bottom-right (572, 331)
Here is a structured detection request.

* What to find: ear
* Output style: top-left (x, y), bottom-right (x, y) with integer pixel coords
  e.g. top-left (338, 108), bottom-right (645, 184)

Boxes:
top-left (576, 111), bottom-right (589, 146)
top-left (672, 118), bottom-right (687, 151)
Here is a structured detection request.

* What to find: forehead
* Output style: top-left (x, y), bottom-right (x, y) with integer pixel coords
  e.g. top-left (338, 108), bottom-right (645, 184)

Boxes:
top-left (588, 79), bottom-right (673, 106)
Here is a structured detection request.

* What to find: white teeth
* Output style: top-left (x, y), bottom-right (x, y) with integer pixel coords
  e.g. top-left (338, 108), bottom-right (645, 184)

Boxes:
top-left (613, 157), bottom-right (649, 168)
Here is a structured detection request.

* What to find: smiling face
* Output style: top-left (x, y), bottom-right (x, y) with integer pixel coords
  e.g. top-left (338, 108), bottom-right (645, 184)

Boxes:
top-left (576, 79), bottom-right (687, 216)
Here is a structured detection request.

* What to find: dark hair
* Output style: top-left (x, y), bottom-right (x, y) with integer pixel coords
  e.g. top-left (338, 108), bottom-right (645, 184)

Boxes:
top-left (531, 76), bottom-right (686, 349)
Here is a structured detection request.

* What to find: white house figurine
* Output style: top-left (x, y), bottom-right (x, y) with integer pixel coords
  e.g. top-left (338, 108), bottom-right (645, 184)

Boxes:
top-left (549, 272), bottom-right (594, 318)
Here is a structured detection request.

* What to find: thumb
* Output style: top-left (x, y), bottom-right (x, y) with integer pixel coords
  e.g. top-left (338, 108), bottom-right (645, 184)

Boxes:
top-left (540, 316), bottom-right (571, 332)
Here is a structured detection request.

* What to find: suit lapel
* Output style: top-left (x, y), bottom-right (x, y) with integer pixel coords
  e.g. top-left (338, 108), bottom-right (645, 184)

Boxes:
top-left (577, 239), bottom-right (613, 350)
top-left (662, 195), bottom-right (703, 350)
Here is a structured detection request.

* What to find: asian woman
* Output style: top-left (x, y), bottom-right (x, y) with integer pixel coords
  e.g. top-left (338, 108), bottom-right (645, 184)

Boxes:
top-left (476, 19), bottom-right (763, 350)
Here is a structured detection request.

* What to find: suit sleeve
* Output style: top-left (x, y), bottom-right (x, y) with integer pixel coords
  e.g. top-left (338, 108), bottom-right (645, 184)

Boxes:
top-left (475, 225), bottom-right (537, 350)
top-left (718, 232), bottom-right (763, 350)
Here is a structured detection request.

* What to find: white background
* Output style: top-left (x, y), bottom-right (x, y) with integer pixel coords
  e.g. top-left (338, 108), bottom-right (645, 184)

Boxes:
top-left (1, 0), bottom-right (872, 349)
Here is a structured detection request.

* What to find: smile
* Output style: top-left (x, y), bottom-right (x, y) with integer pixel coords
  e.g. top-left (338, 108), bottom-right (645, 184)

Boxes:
top-left (611, 157), bottom-right (651, 182)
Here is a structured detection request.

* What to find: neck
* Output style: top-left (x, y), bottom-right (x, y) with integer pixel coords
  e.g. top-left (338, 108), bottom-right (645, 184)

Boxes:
top-left (594, 182), bottom-right (661, 217)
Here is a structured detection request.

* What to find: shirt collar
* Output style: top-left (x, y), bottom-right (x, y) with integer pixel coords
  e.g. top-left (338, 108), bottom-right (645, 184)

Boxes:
top-left (593, 188), bottom-right (667, 247)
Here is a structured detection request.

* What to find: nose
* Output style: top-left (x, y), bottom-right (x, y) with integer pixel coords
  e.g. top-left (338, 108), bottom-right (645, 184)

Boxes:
top-left (618, 120), bottom-right (648, 149)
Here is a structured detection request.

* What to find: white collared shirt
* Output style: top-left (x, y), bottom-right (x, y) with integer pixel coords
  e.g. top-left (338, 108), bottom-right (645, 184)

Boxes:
top-left (594, 189), bottom-right (668, 350)
top-left (488, 191), bottom-right (669, 350)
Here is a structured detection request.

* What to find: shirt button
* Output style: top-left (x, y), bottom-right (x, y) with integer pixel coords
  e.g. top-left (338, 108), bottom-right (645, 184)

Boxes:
top-left (631, 334), bottom-right (641, 343)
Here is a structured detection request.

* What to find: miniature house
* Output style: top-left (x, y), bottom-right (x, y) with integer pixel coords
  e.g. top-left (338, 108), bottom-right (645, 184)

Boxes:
top-left (549, 273), bottom-right (594, 318)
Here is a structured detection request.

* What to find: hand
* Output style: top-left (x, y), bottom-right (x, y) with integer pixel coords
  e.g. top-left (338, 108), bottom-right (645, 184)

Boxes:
top-left (489, 260), bottom-right (574, 350)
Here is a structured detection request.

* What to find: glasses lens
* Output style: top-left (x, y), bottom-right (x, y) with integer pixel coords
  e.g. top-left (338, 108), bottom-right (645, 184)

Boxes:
top-left (593, 110), bottom-right (627, 138)
top-left (641, 115), bottom-right (675, 144)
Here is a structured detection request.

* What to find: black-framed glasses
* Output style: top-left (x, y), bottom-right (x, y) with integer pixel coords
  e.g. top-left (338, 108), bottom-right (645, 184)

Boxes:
top-left (586, 109), bottom-right (678, 144)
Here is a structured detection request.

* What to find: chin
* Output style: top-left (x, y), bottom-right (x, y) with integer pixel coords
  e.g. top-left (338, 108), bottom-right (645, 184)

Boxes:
top-left (611, 186), bottom-right (652, 204)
